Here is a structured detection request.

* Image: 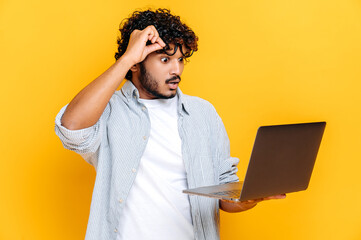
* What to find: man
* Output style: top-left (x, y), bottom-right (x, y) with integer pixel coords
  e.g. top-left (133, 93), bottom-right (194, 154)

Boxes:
top-left (55, 8), bottom-right (285, 240)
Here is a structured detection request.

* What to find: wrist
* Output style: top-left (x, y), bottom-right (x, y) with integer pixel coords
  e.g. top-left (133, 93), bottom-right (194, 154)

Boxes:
top-left (118, 53), bottom-right (137, 68)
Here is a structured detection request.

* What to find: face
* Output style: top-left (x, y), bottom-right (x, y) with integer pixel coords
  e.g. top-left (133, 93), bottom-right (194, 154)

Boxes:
top-left (134, 44), bottom-right (186, 99)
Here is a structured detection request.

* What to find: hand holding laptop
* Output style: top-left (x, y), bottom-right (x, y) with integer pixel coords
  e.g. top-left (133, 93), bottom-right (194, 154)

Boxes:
top-left (219, 194), bottom-right (287, 213)
top-left (183, 122), bottom-right (326, 211)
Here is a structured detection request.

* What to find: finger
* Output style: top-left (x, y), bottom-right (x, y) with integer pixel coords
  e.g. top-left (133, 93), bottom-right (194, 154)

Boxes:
top-left (149, 25), bottom-right (159, 37)
top-left (147, 32), bottom-right (155, 42)
top-left (243, 198), bottom-right (262, 204)
top-left (148, 26), bottom-right (165, 47)
top-left (151, 35), bottom-right (158, 44)
top-left (145, 42), bottom-right (163, 54)
top-left (144, 25), bottom-right (157, 38)
top-left (155, 36), bottom-right (166, 47)
top-left (140, 27), bottom-right (154, 41)
top-left (264, 194), bottom-right (287, 200)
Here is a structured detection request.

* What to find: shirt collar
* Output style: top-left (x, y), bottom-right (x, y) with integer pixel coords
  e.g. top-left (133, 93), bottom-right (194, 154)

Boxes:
top-left (121, 80), bottom-right (190, 115)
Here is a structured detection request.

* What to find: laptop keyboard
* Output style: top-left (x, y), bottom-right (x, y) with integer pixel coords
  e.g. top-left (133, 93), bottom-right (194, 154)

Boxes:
top-left (211, 189), bottom-right (241, 198)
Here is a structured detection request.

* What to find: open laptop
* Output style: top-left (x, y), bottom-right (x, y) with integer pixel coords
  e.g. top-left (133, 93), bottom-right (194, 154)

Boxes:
top-left (183, 122), bottom-right (326, 202)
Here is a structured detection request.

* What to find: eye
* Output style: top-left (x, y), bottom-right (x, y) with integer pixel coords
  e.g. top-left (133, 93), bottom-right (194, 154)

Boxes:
top-left (178, 57), bottom-right (184, 62)
top-left (161, 57), bottom-right (169, 63)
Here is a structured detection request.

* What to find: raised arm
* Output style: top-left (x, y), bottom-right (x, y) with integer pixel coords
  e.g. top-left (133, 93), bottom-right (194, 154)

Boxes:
top-left (61, 25), bottom-right (166, 130)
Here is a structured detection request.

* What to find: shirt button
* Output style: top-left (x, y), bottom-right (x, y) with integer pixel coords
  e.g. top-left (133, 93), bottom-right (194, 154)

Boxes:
top-left (114, 228), bottom-right (118, 233)
top-left (119, 198), bottom-right (123, 203)
top-left (132, 168), bottom-right (136, 173)
top-left (133, 95), bottom-right (136, 99)
top-left (143, 136), bottom-right (147, 140)
top-left (142, 106), bottom-right (146, 111)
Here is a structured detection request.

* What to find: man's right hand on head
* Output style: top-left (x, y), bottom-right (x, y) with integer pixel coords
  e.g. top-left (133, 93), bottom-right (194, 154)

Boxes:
top-left (122, 25), bottom-right (166, 65)
top-left (61, 26), bottom-right (165, 130)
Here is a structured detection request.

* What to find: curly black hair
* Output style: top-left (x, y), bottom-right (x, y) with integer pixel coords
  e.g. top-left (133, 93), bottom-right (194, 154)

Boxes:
top-left (115, 8), bottom-right (199, 80)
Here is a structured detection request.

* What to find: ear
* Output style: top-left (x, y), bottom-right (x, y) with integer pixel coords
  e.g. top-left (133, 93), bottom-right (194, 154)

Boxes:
top-left (130, 64), bottom-right (138, 73)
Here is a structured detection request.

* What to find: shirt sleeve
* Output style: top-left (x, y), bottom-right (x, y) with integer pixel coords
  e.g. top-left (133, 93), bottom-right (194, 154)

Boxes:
top-left (213, 107), bottom-right (240, 185)
top-left (54, 104), bottom-right (109, 166)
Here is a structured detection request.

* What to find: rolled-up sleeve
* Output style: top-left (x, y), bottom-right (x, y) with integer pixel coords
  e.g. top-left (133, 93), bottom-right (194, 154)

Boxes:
top-left (219, 156), bottom-right (239, 184)
top-left (213, 108), bottom-right (240, 185)
top-left (55, 104), bottom-right (108, 166)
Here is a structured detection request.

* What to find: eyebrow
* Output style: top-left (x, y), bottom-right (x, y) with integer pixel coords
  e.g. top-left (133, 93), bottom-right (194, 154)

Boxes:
top-left (156, 52), bottom-right (169, 56)
top-left (158, 54), bottom-right (184, 59)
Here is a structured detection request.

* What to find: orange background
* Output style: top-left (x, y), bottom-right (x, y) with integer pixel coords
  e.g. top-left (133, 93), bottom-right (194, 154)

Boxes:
top-left (1, 0), bottom-right (361, 239)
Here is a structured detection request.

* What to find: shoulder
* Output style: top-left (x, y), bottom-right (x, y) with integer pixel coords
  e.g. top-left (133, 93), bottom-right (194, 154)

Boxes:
top-left (182, 94), bottom-right (217, 113)
top-left (107, 90), bottom-right (131, 109)
top-left (95, 90), bottom-right (129, 119)
top-left (181, 94), bottom-right (221, 121)
top-left (111, 90), bottom-right (126, 103)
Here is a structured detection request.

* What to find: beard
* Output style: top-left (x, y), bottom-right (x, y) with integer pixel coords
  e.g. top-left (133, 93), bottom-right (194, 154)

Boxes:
top-left (138, 62), bottom-right (179, 99)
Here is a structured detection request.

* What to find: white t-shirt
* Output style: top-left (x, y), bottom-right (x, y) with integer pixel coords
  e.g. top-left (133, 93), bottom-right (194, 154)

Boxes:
top-left (117, 96), bottom-right (194, 240)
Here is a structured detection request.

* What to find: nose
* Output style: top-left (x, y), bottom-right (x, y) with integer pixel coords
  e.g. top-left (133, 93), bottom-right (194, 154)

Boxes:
top-left (170, 59), bottom-right (182, 76)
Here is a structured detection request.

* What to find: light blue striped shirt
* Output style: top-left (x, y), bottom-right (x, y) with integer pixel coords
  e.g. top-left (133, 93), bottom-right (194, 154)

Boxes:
top-left (55, 80), bottom-right (239, 240)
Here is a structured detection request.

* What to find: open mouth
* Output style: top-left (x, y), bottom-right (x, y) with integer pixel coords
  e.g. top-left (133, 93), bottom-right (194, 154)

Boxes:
top-left (167, 80), bottom-right (180, 89)
top-left (166, 76), bottom-right (181, 90)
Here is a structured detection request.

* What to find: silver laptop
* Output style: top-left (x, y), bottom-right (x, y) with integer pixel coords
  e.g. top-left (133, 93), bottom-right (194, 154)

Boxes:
top-left (183, 122), bottom-right (326, 202)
